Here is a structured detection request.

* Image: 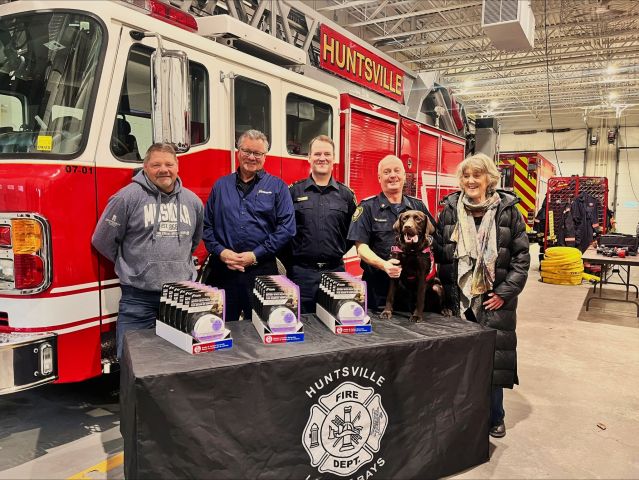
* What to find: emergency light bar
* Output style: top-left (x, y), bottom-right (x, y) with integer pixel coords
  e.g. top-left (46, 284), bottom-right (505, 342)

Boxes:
top-left (124, 0), bottom-right (199, 32)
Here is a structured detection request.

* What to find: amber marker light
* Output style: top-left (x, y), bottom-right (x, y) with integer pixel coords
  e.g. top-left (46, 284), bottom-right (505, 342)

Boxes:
top-left (11, 219), bottom-right (43, 254)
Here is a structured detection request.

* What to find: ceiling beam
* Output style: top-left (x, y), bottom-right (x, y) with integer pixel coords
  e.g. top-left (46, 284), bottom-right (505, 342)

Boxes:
top-left (316, 0), bottom-right (378, 12)
top-left (347, 2), bottom-right (481, 27)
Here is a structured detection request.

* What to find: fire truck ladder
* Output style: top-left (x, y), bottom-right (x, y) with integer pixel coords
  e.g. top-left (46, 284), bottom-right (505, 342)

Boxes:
top-left (163, 0), bottom-right (461, 136)
top-left (167, 0), bottom-right (332, 70)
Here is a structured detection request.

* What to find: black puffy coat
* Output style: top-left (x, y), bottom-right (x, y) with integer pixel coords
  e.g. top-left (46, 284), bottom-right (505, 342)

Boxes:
top-left (434, 190), bottom-right (530, 388)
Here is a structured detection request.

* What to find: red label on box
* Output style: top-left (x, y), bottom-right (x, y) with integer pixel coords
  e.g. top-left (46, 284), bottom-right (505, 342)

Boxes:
top-left (336, 325), bottom-right (356, 334)
top-left (319, 24), bottom-right (404, 103)
top-left (265, 335), bottom-right (287, 344)
top-left (192, 343), bottom-right (216, 354)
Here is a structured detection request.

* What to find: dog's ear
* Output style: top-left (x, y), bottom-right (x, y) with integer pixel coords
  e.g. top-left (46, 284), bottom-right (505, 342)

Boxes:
top-left (393, 217), bottom-right (401, 233)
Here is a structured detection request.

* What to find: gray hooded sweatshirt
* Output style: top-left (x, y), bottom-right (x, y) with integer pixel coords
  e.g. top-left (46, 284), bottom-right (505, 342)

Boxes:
top-left (92, 170), bottom-right (204, 292)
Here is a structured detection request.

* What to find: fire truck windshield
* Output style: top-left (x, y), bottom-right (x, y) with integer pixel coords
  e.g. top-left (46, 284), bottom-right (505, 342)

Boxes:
top-left (0, 12), bottom-right (104, 157)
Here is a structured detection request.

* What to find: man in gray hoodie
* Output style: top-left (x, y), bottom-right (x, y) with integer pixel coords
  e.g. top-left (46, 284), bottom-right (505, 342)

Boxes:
top-left (92, 143), bottom-right (204, 358)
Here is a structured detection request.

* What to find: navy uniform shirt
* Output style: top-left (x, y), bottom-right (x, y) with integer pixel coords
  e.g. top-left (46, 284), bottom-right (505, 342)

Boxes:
top-left (288, 176), bottom-right (357, 264)
top-left (347, 193), bottom-right (435, 274)
top-left (203, 169), bottom-right (295, 260)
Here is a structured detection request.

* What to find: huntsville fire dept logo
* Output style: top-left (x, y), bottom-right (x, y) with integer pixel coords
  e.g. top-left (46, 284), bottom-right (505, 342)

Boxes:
top-left (302, 381), bottom-right (388, 476)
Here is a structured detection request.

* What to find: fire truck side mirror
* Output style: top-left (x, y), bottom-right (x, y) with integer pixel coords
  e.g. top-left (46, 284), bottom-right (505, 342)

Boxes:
top-left (150, 48), bottom-right (191, 153)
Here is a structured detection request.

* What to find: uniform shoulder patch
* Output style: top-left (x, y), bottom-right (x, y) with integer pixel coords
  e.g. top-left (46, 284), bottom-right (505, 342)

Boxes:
top-left (352, 205), bottom-right (364, 222)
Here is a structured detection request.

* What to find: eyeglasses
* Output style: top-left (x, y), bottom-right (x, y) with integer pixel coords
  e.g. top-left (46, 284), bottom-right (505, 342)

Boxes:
top-left (239, 148), bottom-right (266, 159)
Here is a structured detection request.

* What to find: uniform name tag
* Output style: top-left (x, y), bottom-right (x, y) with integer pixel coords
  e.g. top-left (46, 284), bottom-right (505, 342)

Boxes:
top-left (374, 218), bottom-right (387, 222)
top-left (296, 196), bottom-right (309, 201)
top-left (258, 190), bottom-right (272, 194)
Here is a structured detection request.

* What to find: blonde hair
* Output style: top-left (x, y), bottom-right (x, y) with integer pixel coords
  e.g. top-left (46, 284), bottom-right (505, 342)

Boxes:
top-left (456, 153), bottom-right (500, 192)
top-left (308, 134), bottom-right (334, 154)
top-left (377, 155), bottom-right (404, 175)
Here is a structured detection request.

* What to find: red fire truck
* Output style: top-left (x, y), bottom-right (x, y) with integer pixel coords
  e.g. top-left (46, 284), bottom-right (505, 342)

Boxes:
top-left (498, 152), bottom-right (556, 231)
top-left (0, 0), bottom-right (467, 392)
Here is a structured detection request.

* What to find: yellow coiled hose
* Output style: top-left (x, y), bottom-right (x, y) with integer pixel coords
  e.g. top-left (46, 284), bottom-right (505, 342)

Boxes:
top-left (540, 247), bottom-right (600, 285)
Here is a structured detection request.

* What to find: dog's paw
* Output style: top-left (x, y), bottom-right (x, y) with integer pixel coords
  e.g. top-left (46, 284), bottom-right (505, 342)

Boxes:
top-left (380, 309), bottom-right (392, 319)
top-left (409, 314), bottom-right (424, 323)
top-left (441, 308), bottom-right (453, 317)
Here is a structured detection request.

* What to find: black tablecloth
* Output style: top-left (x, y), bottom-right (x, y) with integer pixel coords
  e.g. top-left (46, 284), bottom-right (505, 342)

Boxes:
top-left (121, 313), bottom-right (495, 479)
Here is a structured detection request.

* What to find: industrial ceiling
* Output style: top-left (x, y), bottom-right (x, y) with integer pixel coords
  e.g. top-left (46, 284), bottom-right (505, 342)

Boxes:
top-left (312, 0), bottom-right (639, 131)
top-left (8, 0), bottom-right (629, 131)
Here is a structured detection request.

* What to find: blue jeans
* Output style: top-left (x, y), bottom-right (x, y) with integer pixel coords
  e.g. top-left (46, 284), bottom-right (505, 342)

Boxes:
top-left (117, 285), bottom-right (160, 359)
top-left (491, 386), bottom-right (505, 427)
top-left (207, 258), bottom-right (278, 322)
top-left (288, 263), bottom-right (345, 314)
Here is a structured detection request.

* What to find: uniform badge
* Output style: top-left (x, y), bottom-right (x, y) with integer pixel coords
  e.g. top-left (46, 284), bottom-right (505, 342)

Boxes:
top-left (352, 206), bottom-right (363, 222)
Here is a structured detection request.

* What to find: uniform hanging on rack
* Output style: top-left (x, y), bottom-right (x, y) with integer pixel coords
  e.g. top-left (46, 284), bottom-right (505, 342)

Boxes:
top-left (571, 191), bottom-right (599, 252)
top-left (556, 201), bottom-right (576, 248)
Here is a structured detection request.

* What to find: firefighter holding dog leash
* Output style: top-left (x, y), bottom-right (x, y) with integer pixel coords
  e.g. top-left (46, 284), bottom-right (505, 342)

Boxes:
top-left (347, 155), bottom-right (435, 311)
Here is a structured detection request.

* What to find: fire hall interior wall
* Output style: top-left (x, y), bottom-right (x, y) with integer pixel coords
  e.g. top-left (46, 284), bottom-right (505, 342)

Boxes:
top-left (499, 129), bottom-right (587, 178)
top-left (499, 127), bottom-right (639, 235)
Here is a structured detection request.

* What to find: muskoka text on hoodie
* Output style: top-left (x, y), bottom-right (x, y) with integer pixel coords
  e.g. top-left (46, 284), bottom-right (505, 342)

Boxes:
top-left (92, 170), bottom-right (204, 292)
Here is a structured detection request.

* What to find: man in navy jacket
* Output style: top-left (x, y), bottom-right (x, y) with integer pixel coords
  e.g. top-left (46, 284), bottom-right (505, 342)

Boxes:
top-left (203, 130), bottom-right (295, 321)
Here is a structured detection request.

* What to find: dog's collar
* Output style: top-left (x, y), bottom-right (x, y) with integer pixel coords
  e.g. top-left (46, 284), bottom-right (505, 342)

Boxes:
top-left (391, 245), bottom-right (431, 254)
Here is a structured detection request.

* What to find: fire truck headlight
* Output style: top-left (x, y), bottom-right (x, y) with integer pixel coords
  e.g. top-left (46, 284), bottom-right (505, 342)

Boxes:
top-left (12, 219), bottom-right (43, 254)
top-left (0, 258), bottom-right (14, 282)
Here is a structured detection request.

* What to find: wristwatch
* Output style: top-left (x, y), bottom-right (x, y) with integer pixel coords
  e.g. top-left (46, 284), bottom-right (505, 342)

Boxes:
top-left (251, 252), bottom-right (258, 266)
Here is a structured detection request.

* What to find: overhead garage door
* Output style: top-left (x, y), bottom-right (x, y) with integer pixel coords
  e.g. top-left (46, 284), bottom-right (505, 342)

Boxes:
top-left (419, 131), bottom-right (438, 212)
top-left (614, 149), bottom-right (639, 234)
top-left (349, 111), bottom-right (396, 201)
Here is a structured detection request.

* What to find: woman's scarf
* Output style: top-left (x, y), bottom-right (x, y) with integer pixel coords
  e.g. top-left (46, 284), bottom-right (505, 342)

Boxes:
top-left (451, 191), bottom-right (501, 317)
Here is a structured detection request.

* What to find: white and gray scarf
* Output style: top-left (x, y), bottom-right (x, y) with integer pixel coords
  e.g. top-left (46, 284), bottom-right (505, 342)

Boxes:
top-left (451, 191), bottom-right (500, 318)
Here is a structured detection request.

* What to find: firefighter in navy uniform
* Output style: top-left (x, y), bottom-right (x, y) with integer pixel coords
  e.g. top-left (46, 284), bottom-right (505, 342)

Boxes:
top-left (347, 155), bottom-right (435, 311)
top-left (285, 135), bottom-right (357, 313)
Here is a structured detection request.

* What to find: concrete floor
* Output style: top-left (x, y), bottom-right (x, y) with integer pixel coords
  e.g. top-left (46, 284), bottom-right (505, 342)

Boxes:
top-left (452, 245), bottom-right (639, 479)
top-left (1, 244), bottom-right (639, 479)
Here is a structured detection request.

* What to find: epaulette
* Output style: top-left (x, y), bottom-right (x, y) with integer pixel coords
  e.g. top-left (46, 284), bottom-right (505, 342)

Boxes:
top-left (288, 179), bottom-right (305, 188)
top-left (360, 195), bottom-right (376, 203)
top-left (338, 182), bottom-right (357, 202)
top-left (406, 194), bottom-right (428, 207)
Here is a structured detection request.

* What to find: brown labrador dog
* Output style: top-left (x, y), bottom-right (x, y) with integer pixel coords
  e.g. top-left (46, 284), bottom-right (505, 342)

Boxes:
top-left (380, 210), bottom-right (447, 323)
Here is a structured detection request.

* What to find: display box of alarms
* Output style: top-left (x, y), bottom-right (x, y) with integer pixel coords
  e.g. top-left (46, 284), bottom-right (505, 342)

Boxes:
top-left (156, 321), bottom-right (232, 355)
top-left (251, 275), bottom-right (304, 344)
top-left (315, 272), bottom-right (372, 335)
top-left (157, 282), bottom-right (232, 354)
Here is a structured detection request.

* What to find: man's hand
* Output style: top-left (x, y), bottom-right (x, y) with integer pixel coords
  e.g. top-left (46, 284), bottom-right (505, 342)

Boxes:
top-left (382, 258), bottom-right (402, 278)
top-left (483, 292), bottom-right (504, 311)
top-left (236, 251), bottom-right (257, 268)
top-left (220, 249), bottom-right (245, 272)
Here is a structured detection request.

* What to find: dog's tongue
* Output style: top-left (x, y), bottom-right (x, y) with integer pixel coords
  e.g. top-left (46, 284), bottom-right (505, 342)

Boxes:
top-left (404, 234), bottom-right (419, 243)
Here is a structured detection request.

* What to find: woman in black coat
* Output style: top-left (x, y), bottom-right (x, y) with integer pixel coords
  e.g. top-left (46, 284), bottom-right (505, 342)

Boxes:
top-left (434, 153), bottom-right (530, 438)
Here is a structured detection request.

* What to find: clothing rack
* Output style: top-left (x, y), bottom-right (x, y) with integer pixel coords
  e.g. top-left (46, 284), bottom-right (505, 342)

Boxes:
top-left (544, 176), bottom-right (608, 250)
